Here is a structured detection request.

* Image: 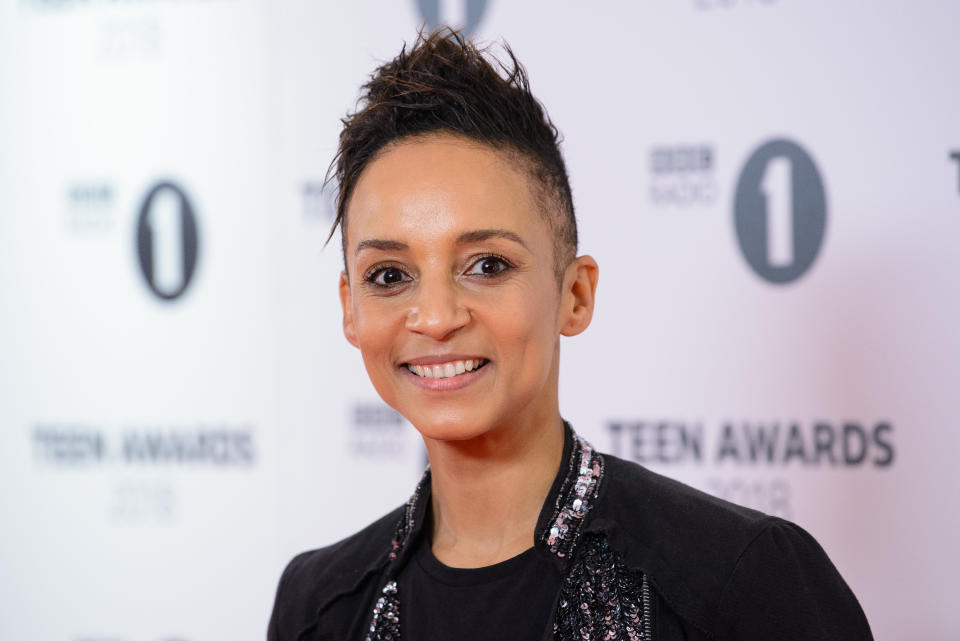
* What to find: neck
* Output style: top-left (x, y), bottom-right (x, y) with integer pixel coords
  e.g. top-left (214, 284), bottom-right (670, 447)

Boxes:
top-left (424, 415), bottom-right (565, 569)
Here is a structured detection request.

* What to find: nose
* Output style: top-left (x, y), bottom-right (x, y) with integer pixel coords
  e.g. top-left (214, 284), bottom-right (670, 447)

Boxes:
top-left (405, 273), bottom-right (470, 340)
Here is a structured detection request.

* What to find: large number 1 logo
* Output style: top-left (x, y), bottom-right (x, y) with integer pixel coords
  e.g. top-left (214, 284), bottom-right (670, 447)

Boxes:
top-left (734, 139), bottom-right (827, 284)
top-left (136, 181), bottom-right (199, 301)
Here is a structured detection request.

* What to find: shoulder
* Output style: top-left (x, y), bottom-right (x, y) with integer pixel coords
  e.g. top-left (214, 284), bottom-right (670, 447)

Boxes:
top-left (600, 453), bottom-right (772, 547)
top-left (595, 454), bottom-right (869, 637)
top-left (268, 505), bottom-right (403, 640)
top-left (711, 513), bottom-right (873, 639)
top-left (280, 504), bottom-right (402, 591)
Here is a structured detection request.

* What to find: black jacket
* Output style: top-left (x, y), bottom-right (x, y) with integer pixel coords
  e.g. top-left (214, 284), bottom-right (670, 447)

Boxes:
top-left (268, 423), bottom-right (873, 640)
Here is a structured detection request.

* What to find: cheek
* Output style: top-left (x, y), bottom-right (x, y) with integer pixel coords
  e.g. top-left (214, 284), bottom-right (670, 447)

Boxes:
top-left (353, 297), bottom-right (402, 358)
top-left (353, 302), bottom-right (404, 404)
top-left (486, 285), bottom-right (559, 359)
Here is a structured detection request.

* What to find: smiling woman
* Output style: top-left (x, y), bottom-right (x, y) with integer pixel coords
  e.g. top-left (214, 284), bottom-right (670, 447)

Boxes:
top-left (340, 136), bottom-right (595, 447)
top-left (267, 28), bottom-right (873, 641)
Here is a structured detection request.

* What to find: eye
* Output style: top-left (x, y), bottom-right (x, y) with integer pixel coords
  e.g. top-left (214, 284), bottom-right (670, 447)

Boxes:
top-left (466, 255), bottom-right (511, 277)
top-left (366, 266), bottom-right (409, 287)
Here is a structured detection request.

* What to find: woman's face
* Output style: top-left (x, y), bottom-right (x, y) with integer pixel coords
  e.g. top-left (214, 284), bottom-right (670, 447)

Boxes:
top-left (339, 134), bottom-right (594, 443)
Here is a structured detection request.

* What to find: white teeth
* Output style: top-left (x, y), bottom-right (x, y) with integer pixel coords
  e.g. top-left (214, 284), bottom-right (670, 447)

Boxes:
top-left (407, 359), bottom-right (485, 379)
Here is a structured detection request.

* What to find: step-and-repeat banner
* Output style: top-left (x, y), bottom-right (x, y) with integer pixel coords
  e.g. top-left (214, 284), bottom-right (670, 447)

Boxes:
top-left (1, 1), bottom-right (957, 640)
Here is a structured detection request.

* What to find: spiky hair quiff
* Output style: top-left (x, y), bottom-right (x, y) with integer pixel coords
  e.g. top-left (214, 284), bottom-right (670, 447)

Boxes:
top-left (330, 27), bottom-right (578, 278)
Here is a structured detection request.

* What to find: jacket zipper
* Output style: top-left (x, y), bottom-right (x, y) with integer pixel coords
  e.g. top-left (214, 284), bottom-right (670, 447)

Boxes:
top-left (641, 574), bottom-right (656, 641)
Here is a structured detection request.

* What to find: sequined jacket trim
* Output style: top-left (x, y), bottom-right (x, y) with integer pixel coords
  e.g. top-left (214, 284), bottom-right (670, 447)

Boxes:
top-left (363, 429), bottom-right (654, 641)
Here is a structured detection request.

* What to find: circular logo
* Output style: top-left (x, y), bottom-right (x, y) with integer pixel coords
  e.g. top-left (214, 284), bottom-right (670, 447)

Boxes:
top-left (136, 181), bottom-right (199, 301)
top-left (415, 0), bottom-right (488, 35)
top-left (734, 139), bottom-right (827, 284)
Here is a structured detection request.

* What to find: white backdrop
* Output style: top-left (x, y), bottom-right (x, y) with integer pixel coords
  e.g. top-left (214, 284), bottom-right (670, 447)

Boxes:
top-left (1, 1), bottom-right (958, 640)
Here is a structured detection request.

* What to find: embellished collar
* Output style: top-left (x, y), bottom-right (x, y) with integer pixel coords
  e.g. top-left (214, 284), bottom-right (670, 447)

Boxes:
top-left (536, 423), bottom-right (605, 559)
top-left (364, 421), bottom-right (606, 640)
top-left (384, 421), bottom-right (605, 576)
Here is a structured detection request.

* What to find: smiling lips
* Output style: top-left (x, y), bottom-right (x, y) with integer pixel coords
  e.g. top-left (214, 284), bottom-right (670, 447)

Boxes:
top-left (406, 359), bottom-right (488, 379)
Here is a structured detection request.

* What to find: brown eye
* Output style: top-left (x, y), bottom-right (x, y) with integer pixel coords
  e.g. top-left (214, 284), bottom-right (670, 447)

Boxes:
top-left (381, 268), bottom-right (404, 284)
top-left (368, 266), bottom-right (408, 287)
top-left (467, 256), bottom-right (510, 276)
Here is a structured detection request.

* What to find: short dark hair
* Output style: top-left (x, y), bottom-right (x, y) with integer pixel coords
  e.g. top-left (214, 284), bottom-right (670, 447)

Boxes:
top-left (329, 27), bottom-right (577, 278)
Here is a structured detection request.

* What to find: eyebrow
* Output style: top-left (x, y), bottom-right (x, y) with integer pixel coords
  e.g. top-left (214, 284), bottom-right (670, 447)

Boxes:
top-left (455, 229), bottom-right (529, 250)
top-left (354, 229), bottom-right (529, 256)
top-left (355, 239), bottom-right (407, 255)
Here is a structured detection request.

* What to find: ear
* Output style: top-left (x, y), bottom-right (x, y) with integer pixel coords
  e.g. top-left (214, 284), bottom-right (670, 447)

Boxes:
top-left (339, 270), bottom-right (360, 348)
top-left (559, 255), bottom-right (599, 337)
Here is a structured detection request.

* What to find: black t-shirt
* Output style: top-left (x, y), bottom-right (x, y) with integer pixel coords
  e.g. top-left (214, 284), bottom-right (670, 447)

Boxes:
top-left (399, 534), bottom-right (562, 640)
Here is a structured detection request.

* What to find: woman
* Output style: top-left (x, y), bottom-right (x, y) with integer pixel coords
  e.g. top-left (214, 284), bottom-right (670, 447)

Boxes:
top-left (268, 29), bottom-right (873, 641)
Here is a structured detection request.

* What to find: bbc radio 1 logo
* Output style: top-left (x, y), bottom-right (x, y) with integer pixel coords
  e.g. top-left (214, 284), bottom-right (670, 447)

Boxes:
top-left (734, 139), bottom-right (826, 285)
top-left (136, 181), bottom-right (200, 301)
top-left (415, 0), bottom-right (488, 35)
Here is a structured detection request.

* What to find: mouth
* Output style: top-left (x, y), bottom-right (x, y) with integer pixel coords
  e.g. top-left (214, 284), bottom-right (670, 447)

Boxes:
top-left (404, 359), bottom-right (489, 379)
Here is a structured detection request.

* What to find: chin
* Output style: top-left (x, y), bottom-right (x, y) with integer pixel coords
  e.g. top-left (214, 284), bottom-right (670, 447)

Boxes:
top-left (402, 409), bottom-right (495, 444)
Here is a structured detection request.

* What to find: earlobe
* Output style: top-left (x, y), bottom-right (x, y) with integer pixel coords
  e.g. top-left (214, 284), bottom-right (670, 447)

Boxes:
top-left (559, 256), bottom-right (599, 337)
top-left (339, 271), bottom-right (360, 348)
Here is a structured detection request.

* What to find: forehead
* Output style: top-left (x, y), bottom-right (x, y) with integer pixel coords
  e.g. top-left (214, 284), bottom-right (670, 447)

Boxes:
top-left (345, 134), bottom-right (547, 249)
